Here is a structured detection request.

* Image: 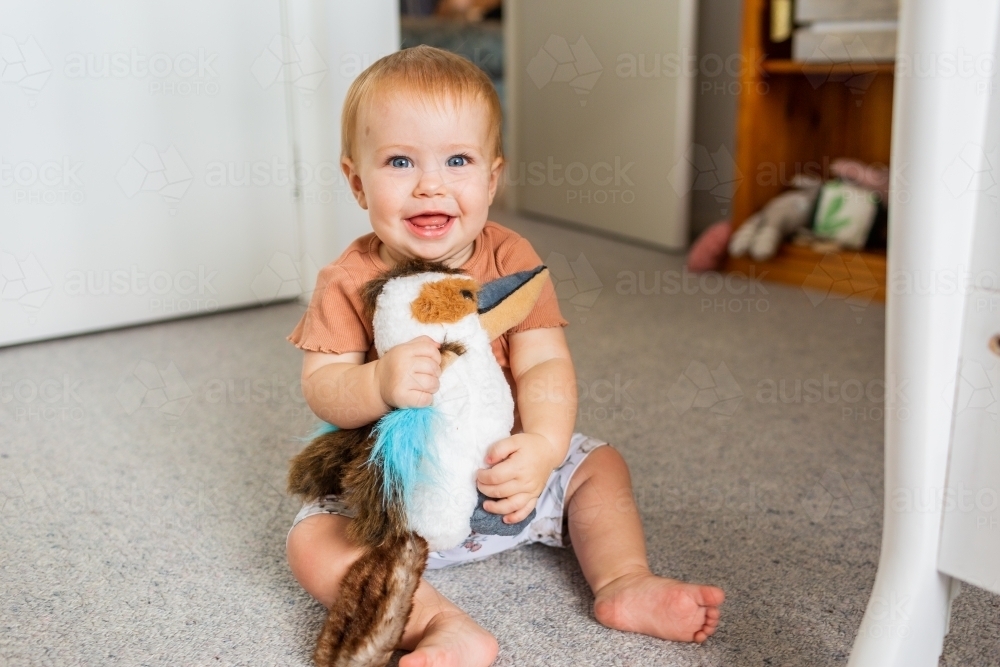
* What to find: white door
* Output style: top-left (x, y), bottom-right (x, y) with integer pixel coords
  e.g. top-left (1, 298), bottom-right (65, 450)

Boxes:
top-left (0, 0), bottom-right (398, 347)
top-left (937, 10), bottom-right (1000, 594)
top-left (848, 1), bottom-right (1000, 665)
top-left (507, 0), bottom-right (697, 250)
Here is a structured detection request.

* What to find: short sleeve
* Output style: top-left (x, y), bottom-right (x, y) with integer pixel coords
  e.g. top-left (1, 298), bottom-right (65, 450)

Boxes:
top-left (497, 237), bottom-right (568, 334)
top-left (287, 264), bottom-right (373, 354)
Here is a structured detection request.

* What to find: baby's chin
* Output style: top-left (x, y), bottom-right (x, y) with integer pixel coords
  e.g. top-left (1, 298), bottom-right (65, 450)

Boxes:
top-left (406, 241), bottom-right (477, 267)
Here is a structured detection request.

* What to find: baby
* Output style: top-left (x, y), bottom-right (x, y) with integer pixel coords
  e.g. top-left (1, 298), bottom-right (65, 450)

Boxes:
top-left (285, 45), bottom-right (724, 666)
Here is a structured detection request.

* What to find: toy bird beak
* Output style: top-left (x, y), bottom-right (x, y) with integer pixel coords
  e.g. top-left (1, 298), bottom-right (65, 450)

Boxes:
top-left (477, 266), bottom-right (550, 341)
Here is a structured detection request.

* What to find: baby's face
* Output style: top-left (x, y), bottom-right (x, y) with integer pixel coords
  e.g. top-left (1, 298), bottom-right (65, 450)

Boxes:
top-left (342, 91), bottom-right (503, 267)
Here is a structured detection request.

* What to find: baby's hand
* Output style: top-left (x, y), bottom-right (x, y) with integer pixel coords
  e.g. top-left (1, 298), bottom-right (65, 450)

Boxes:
top-left (476, 433), bottom-right (559, 524)
top-left (374, 336), bottom-right (441, 409)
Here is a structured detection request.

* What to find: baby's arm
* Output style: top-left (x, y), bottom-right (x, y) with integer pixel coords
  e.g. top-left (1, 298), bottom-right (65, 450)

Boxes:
top-left (476, 327), bottom-right (577, 523)
top-left (301, 336), bottom-right (442, 428)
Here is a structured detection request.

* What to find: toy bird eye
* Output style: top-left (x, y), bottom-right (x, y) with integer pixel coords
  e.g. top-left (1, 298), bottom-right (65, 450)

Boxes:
top-left (460, 289), bottom-right (474, 300)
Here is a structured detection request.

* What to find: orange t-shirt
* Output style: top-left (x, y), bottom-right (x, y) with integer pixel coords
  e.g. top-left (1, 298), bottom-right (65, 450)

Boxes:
top-left (287, 221), bottom-right (568, 413)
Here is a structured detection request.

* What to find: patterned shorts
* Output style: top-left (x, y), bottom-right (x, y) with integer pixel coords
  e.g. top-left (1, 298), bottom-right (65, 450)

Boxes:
top-left (287, 433), bottom-right (609, 570)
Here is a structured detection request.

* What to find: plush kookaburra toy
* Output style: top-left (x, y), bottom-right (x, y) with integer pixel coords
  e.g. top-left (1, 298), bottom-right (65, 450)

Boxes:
top-left (288, 259), bottom-right (550, 667)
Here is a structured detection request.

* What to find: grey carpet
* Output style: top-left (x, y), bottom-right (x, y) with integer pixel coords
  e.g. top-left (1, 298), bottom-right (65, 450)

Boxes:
top-left (2, 210), bottom-right (998, 666)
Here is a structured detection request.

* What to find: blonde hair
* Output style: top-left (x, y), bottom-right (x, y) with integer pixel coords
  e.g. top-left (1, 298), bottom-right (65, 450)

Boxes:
top-left (341, 45), bottom-right (503, 164)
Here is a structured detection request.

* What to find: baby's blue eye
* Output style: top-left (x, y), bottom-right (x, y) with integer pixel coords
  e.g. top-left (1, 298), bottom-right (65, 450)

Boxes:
top-left (390, 156), bottom-right (411, 168)
top-left (447, 155), bottom-right (468, 167)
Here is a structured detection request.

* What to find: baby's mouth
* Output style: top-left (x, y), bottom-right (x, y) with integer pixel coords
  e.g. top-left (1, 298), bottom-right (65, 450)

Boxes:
top-left (405, 214), bottom-right (455, 239)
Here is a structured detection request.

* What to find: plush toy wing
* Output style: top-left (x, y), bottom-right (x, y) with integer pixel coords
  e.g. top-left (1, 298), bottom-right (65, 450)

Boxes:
top-left (470, 265), bottom-right (550, 536)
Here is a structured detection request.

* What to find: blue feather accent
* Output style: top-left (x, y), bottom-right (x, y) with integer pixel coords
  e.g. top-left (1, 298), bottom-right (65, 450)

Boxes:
top-left (368, 406), bottom-right (439, 505)
top-left (295, 421), bottom-right (339, 443)
top-left (311, 421), bottom-right (339, 437)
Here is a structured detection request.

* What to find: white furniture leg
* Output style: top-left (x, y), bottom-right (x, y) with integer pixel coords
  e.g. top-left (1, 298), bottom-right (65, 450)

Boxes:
top-left (848, 2), bottom-right (1000, 665)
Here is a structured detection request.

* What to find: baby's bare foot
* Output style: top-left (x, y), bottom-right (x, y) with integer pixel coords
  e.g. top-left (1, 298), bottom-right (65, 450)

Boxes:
top-left (398, 609), bottom-right (498, 667)
top-left (594, 569), bottom-right (725, 643)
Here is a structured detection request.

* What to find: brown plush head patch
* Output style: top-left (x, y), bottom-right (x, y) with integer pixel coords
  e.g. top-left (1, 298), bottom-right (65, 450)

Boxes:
top-left (411, 277), bottom-right (479, 324)
top-left (360, 258), bottom-right (466, 320)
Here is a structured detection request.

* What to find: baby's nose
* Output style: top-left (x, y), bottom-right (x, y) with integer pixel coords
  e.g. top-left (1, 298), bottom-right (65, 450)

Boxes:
top-left (414, 167), bottom-right (447, 194)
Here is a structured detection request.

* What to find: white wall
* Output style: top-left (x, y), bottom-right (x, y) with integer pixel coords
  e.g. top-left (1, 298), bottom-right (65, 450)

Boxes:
top-left (507, 0), bottom-right (698, 250)
top-left (0, 0), bottom-right (398, 347)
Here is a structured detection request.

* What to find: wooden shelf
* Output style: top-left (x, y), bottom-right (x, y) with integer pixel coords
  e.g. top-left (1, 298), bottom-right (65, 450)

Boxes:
top-left (762, 59), bottom-right (896, 75)
top-left (725, 244), bottom-right (887, 303)
top-left (725, 0), bottom-right (896, 300)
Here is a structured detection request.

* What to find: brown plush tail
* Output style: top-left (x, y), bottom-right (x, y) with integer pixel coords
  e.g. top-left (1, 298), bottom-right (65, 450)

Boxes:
top-left (288, 424), bottom-right (374, 500)
top-left (288, 422), bottom-right (409, 549)
top-left (314, 533), bottom-right (429, 667)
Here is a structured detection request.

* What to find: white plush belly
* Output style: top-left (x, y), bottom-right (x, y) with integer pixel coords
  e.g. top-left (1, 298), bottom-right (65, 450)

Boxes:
top-left (406, 341), bottom-right (514, 551)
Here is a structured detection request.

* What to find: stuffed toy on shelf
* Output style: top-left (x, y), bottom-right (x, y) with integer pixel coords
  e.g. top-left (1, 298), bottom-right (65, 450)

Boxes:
top-left (287, 259), bottom-right (550, 667)
top-left (808, 179), bottom-right (883, 249)
top-left (728, 174), bottom-right (823, 261)
top-left (723, 159), bottom-right (890, 263)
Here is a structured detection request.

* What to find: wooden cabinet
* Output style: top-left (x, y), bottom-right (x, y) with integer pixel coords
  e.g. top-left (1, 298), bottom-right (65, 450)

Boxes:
top-left (724, 0), bottom-right (894, 301)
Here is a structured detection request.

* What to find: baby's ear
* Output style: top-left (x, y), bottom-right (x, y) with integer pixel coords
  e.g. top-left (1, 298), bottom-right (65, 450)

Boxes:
top-left (341, 157), bottom-right (368, 209)
top-left (488, 155), bottom-right (505, 203)
top-left (478, 266), bottom-right (549, 341)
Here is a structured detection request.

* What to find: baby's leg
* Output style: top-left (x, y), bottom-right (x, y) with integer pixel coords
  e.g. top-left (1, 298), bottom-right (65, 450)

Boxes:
top-left (286, 514), bottom-right (498, 666)
top-left (563, 446), bottom-right (726, 643)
